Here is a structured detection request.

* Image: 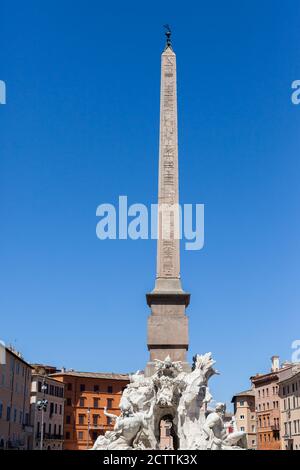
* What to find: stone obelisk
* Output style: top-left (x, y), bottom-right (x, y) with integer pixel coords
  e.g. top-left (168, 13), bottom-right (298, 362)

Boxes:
top-left (145, 28), bottom-right (190, 376)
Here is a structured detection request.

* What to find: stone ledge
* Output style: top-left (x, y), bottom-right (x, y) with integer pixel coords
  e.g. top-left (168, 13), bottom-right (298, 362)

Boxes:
top-left (146, 291), bottom-right (190, 307)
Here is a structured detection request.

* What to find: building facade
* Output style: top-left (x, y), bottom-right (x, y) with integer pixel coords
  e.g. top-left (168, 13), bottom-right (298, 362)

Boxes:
top-left (0, 347), bottom-right (33, 449)
top-left (251, 356), bottom-right (291, 450)
top-left (51, 371), bottom-right (129, 450)
top-left (30, 365), bottom-right (65, 450)
top-left (159, 419), bottom-right (173, 449)
top-left (278, 365), bottom-right (300, 450)
top-left (231, 390), bottom-right (256, 449)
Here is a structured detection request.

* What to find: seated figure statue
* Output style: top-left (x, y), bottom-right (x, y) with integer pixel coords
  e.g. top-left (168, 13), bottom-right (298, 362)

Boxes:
top-left (203, 403), bottom-right (246, 450)
top-left (92, 400), bottom-right (155, 450)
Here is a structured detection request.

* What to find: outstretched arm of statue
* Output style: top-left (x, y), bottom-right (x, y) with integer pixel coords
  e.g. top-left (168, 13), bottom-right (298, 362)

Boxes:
top-left (103, 407), bottom-right (118, 420)
top-left (143, 400), bottom-right (155, 420)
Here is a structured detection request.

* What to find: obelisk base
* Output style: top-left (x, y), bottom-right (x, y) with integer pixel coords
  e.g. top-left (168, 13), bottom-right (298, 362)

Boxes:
top-left (145, 290), bottom-right (190, 377)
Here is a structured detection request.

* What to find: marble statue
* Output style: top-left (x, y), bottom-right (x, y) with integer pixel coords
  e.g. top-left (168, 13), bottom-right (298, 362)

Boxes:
top-left (92, 400), bottom-right (155, 450)
top-left (203, 403), bottom-right (246, 450)
top-left (92, 353), bottom-right (246, 451)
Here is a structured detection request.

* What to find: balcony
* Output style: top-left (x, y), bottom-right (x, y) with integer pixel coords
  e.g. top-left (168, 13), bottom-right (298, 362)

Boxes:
top-left (89, 423), bottom-right (110, 430)
top-left (271, 425), bottom-right (280, 431)
top-left (7, 439), bottom-right (25, 449)
top-left (35, 432), bottom-right (63, 440)
top-left (22, 424), bottom-right (34, 433)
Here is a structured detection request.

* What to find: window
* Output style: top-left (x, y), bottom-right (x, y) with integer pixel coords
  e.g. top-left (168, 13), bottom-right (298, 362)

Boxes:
top-left (92, 432), bottom-right (98, 441)
top-left (94, 398), bottom-right (99, 408)
top-left (240, 415), bottom-right (245, 420)
top-left (55, 404), bottom-right (57, 414)
top-left (0, 402), bottom-right (3, 419)
top-left (107, 399), bottom-right (113, 409)
top-left (79, 397), bottom-right (85, 407)
top-left (78, 431), bottom-right (83, 440)
top-left (93, 415), bottom-right (99, 426)
top-left (66, 398), bottom-right (72, 406)
top-left (13, 408), bottom-right (17, 422)
top-left (6, 406), bottom-right (11, 421)
top-left (94, 385), bottom-right (99, 392)
top-left (80, 384), bottom-right (85, 392)
top-left (65, 432), bottom-right (70, 440)
top-left (59, 405), bottom-right (62, 414)
top-left (240, 427), bottom-right (245, 432)
top-left (107, 386), bottom-right (113, 394)
top-left (106, 416), bottom-right (112, 425)
top-left (240, 400), bottom-right (244, 406)
top-left (66, 415), bottom-right (71, 424)
top-left (79, 414), bottom-right (85, 425)
top-left (67, 383), bottom-right (72, 391)
top-left (38, 381), bottom-right (42, 392)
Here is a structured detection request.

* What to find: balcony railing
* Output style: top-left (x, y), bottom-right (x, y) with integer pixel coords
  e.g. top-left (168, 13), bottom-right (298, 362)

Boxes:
top-left (7, 440), bottom-right (25, 449)
top-left (35, 432), bottom-right (63, 440)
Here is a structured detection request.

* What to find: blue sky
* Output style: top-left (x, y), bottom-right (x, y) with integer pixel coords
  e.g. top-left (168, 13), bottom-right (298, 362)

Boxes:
top-left (1, 0), bottom-right (300, 408)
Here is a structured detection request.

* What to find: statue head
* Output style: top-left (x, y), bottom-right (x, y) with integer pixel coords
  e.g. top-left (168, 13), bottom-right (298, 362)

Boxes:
top-left (215, 402), bottom-right (226, 416)
top-left (119, 396), bottom-right (133, 416)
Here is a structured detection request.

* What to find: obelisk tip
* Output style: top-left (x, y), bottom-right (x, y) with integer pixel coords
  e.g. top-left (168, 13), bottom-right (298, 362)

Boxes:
top-left (163, 24), bottom-right (173, 50)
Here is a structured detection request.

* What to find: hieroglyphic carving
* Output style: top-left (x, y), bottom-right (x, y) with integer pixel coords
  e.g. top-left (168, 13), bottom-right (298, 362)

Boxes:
top-left (157, 48), bottom-right (180, 279)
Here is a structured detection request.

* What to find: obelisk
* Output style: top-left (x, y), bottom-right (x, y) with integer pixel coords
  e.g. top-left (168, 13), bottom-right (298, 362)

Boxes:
top-left (145, 28), bottom-right (190, 376)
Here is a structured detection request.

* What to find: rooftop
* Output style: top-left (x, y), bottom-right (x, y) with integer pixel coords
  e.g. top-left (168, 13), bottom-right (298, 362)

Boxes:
top-left (231, 389), bottom-right (255, 402)
top-left (50, 370), bottom-right (130, 381)
top-left (278, 365), bottom-right (300, 384)
top-left (5, 346), bottom-right (33, 369)
top-left (251, 364), bottom-right (293, 385)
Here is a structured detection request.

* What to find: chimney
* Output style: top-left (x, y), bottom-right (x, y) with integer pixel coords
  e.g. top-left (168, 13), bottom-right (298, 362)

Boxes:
top-left (271, 355), bottom-right (280, 372)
